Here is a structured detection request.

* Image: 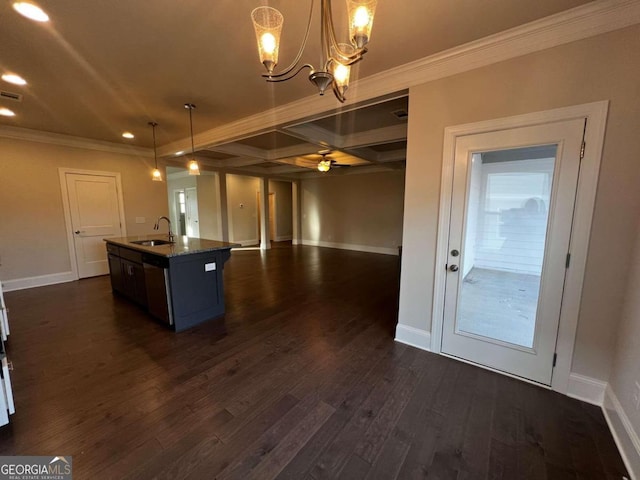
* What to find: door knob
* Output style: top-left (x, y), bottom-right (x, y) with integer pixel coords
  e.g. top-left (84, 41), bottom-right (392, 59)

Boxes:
top-left (449, 265), bottom-right (459, 272)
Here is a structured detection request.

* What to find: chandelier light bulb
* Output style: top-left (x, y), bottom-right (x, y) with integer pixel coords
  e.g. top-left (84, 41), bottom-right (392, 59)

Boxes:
top-left (333, 63), bottom-right (349, 85)
top-left (261, 33), bottom-right (277, 55)
top-left (353, 6), bottom-right (370, 28)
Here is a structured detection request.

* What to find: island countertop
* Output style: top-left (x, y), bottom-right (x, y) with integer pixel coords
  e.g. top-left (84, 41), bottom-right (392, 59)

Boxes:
top-left (105, 235), bottom-right (239, 258)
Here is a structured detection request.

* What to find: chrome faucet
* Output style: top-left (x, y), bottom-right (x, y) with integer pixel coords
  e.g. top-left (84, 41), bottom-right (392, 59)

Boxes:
top-left (154, 216), bottom-right (174, 242)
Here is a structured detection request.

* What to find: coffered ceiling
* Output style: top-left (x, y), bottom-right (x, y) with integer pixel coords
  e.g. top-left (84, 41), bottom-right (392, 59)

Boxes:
top-left (1, 0), bottom-right (595, 178)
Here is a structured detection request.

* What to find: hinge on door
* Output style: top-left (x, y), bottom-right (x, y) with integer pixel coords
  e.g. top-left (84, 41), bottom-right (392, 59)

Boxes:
top-left (579, 141), bottom-right (586, 160)
top-left (565, 253), bottom-right (571, 268)
top-left (553, 353), bottom-right (557, 367)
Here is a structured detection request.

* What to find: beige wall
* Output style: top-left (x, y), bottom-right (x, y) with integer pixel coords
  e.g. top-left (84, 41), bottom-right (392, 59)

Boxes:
top-left (227, 174), bottom-right (260, 245)
top-left (301, 171), bottom-right (405, 253)
top-left (609, 219), bottom-right (640, 462)
top-left (196, 175), bottom-right (221, 241)
top-left (398, 25), bottom-right (640, 382)
top-left (269, 180), bottom-right (293, 240)
top-left (0, 137), bottom-right (167, 281)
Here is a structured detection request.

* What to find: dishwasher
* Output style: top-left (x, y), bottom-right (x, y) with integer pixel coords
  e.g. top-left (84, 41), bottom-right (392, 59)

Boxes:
top-left (142, 254), bottom-right (174, 326)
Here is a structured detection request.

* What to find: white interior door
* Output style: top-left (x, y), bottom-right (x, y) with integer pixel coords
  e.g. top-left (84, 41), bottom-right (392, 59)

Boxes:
top-left (185, 187), bottom-right (199, 237)
top-left (441, 118), bottom-right (584, 385)
top-left (66, 173), bottom-right (123, 278)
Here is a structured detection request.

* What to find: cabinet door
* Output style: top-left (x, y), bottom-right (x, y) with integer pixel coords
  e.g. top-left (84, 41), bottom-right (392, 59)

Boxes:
top-left (121, 260), bottom-right (147, 307)
top-left (1, 357), bottom-right (14, 415)
top-left (132, 262), bottom-right (147, 308)
top-left (0, 282), bottom-right (9, 338)
top-left (108, 254), bottom-right (124, 293)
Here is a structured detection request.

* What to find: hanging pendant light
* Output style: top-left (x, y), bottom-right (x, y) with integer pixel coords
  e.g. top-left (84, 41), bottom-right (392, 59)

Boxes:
top-left (148, 121), bottom-right (163, 182)
top-left (185, 103), bottom-right (200, 175)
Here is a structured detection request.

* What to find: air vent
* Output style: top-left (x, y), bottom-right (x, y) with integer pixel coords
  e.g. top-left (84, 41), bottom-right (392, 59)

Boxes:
top-left (0, 91), bottom-right (23, 103)
top-left (391, 109), bottom-right (408, 120)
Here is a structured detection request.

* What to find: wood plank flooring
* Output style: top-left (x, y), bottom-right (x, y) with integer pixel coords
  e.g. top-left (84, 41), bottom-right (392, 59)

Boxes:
top-left (0, 245), bottom-right (629, 479)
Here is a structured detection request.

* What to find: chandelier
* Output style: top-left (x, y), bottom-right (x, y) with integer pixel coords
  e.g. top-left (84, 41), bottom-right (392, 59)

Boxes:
top-left (251, 0), bottom-right (377, 103)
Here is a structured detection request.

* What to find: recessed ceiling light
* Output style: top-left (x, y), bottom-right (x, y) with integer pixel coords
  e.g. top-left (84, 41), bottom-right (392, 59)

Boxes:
top-left (175, 151), bottom-right (184, 156)
top-left (13, 2), bottom-right (49, 22)
top-left (2, 74), bottom-right (27, 86)
top-left (0, 108), bottom-right (16, 117)
top-left (122, 132), bottom-right (134, 139)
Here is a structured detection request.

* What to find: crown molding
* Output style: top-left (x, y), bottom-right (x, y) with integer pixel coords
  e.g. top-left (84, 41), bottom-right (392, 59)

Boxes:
top-left (0, 125), bottom-right (152, 157)
top-left (158, 0), bottom-right (640, 157)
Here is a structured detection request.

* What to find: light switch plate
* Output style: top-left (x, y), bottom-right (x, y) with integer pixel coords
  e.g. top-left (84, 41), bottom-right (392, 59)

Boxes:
top-left (135, 217), bottom-right (146, 224)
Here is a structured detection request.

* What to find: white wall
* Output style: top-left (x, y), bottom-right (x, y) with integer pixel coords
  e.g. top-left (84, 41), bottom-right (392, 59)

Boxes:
top-left (397, 25), bottom-right (640, 382)
top-left (301, 170), bottom-right (405, 255)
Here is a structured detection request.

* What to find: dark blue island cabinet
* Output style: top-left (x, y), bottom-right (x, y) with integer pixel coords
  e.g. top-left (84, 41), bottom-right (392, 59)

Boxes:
top-left (105, 236), bottom-right (236, 332)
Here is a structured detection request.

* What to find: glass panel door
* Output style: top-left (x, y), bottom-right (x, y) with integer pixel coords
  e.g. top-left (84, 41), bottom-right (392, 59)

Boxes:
top-left (457, 147), bottom-right (556, 349)
top-left (441, 119), bottom-right (584, 385)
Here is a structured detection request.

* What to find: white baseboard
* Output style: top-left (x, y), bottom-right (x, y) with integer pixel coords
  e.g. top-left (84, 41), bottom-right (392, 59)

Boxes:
top-left (394, 324), bottom-right (431, 351)
top-left (273, 235), bottom-right (292, 242)
top-left (2, 271), bottom-right (76, 292)
top-left (292, 239), bottom-right (302, 245)
top-left (566, 372), bottom-right (607, 406)
top-left (232, 238), bottom-right (260, 247)
top-left (302, 239), bottom-right (399, 256)
top-left (603, 385), bottom-right (640, 480)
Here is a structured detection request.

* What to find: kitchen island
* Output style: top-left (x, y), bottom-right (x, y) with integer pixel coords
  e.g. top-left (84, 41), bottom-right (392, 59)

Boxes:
top-left (105, 235), bottom-right (237, 332)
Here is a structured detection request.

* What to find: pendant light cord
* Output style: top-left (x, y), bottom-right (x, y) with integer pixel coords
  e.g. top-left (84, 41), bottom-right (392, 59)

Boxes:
top-left (149, 121), bottom-right (159, 168)
top-left (186, 103), bottom-right (196, 155)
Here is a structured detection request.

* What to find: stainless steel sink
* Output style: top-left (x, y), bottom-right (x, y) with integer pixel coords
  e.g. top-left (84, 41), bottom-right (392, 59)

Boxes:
top-left (130, 239), bottom-right (174, 247)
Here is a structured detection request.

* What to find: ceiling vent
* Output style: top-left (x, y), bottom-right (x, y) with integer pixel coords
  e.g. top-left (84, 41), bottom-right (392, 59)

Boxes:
top-left (0, 91), bottom-right (23, 102)
top-left (391, 109), bottom-right (408, 120)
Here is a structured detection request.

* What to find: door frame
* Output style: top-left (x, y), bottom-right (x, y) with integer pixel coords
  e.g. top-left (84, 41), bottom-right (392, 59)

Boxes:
top-left (431, 101), bottom-right (608, 394)
top-left (59, 168), bottom-right (127, 281)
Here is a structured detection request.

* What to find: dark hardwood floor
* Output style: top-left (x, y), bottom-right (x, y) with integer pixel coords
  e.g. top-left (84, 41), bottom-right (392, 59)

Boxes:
top-left (0, 246), bottom-right (628, 479)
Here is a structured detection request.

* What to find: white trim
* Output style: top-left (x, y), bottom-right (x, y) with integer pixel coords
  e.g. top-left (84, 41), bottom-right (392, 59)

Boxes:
top-left (58, 168), bottom-right (128, 280)
top-left (302, 239), bottom-right (399, 256)
top-left (394, 325), bottom-right (431, 351)
top-left (603, 385), bottom-right (640, 479)
top-left (273, 235), bottom-right (293, 242)
top-left (1, 271), bottom-right (76, 292)
top-left (0, 125), bottom-right (151, 157)
top-left (566, 373), bottom-right (607, 406)
top-left (158, 0), bottom-right (640, 156)
top-left (233, 238), bottom-right (260, 247)
top-left (430, 101), bottom-right (609, 395)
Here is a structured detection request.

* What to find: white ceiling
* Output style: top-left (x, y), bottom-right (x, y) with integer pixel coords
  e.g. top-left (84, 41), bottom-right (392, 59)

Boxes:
top-left (0, 0), bottom-right (595, 177)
